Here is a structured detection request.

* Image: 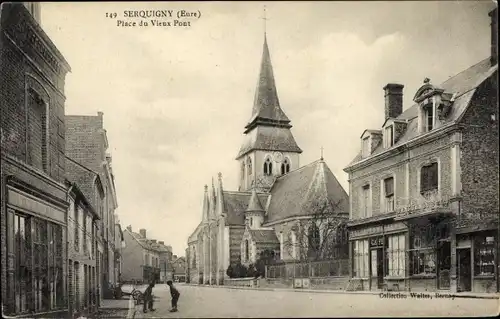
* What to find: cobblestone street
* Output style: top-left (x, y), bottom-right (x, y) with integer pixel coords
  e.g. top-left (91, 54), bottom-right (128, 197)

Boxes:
top-left (133, 284), bottom-right (499, 318)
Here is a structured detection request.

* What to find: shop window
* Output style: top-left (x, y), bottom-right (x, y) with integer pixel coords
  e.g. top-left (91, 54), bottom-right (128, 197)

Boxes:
top-left (409, 224), bottom-right (436, 276)
top-left (387, 234), bottom-right (405, 277)
top-left (474, 236), bottom-right (495, 276)
top-left (353, 240), bottom-right (369, 278)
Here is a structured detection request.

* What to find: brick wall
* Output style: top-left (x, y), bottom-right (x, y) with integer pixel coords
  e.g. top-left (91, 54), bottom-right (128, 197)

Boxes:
top-left (460, 75), bottom-right (499, 219)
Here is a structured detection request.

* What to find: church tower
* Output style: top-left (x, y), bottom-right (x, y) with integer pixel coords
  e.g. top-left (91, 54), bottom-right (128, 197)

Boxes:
top-left (236, 32), bottom-right (302, 192)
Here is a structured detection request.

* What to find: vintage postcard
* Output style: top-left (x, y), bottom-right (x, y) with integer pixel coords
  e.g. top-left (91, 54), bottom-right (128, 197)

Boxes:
top-left (0, 1), bottom-right (499, 318)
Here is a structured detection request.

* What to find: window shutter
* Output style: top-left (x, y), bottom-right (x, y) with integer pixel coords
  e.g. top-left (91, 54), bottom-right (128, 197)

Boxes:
top-left (420, 166), bottom-right (428, 193)
top-left (430, 163), bottom-right (438, 189)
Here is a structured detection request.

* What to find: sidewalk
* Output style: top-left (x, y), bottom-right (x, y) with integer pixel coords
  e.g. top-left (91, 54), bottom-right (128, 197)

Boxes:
top-left (185, 283), bottom-right (500, 300)
top-left (97, 297), bottom-right (136, 319)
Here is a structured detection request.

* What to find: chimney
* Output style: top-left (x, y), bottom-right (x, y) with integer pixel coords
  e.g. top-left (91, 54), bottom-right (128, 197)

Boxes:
top-left (151, 239), bottom-right (157, 244)
top-left (489, 7), bottom-right (498, 66)
top-left (139, 228), bottom-right (146, 238)
top-left (383, 83), bottom-right (404, 119)
top-left (126, 225), bottom-right (132, 232)
top-left (159, 241), bottom-right (164, 245)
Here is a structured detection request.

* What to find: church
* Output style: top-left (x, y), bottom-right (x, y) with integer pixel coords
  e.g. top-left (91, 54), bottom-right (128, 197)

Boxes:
top-left (187, 32), bottom-right (350, 285)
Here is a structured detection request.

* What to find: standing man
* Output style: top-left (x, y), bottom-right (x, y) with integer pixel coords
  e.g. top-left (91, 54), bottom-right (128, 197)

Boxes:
top-left (142, 281), bottom-right (156, 313)
top-left (166, 280), bottom-right (180, 312)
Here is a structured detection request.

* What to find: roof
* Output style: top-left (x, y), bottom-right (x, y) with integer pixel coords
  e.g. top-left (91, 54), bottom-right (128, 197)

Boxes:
top-left (65, 156), bottom-right (103, 214)
top-left (223, 191), bottom-right (270, 226)
top-left (348, 58), bottom-right (498, 167)
top-left (249, 229), bottom-right (279, 244)
top-left (266, 159), bottom-right (350, 223)
top-left (246, 189), bottom-right (265, 212)
top-left (127, 230), bottom-right (167, 252)
top-left (237, 34), bottom-right (302, 158)
top-left (237, 125), bottom-right (303, 158)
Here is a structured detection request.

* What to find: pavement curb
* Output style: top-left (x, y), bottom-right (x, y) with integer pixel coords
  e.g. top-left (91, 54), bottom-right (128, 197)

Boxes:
top-left (185, 283), bottom-right (500, 300)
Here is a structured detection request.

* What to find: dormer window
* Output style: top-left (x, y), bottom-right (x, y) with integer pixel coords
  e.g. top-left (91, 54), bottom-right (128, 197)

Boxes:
top-left (423, 102), bottom-right (435, 132)
top-left (264, 157), bottom-right (273, 176)
top-left (384, 125), bottom-right (394, 148)
top-left (362, 137), bottom-right (370, 157)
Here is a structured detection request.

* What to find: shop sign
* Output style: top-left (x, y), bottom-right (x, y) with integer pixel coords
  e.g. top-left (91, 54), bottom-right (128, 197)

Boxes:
top-left (370, 236), bottom-right (384, 247)
top-left (395, 192), bottom-right (451, 219)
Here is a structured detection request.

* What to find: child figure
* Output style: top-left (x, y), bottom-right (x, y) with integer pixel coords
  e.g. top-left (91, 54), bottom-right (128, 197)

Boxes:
top-left (166, 280), bottom-right (180, 312)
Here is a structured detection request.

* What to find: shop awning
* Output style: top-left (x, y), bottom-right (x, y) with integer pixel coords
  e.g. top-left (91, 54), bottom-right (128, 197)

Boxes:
top-left (394, 206), bottom-right (453, 222)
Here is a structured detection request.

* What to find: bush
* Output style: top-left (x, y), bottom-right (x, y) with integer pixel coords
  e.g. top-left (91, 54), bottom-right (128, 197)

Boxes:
top-left (226, 264), bottom-right (234, 278)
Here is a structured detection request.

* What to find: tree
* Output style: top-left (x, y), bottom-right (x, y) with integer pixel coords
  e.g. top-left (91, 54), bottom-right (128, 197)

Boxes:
top-left (282, 198), bottom-right (347, 262)
top-left (255, 249), bottom-right (276, 278)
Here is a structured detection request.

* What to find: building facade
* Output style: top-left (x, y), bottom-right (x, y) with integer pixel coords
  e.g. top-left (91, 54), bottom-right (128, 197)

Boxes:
top-left (114, 217), bottom-right (125, 285)
top-left (0, 3), bottom-right (71, 317)
top-left (65, 112), bottom-right (119, 299)
top-left (344, 8), bottom-right (498, 294)
top-left (65, 175), bottom-right (101, 318)
top-left (172, 257), bottom-right (187, 282)
top-left (158, 242), bottom-right (172, 283)
top-left (187, 32), bottom-right (350, 286)
top-left (121, 227), bottom-right (163, 284)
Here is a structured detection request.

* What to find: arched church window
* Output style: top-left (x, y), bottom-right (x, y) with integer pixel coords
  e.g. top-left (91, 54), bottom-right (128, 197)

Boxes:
top-left (264, 157), bottom-right (273, 176)
top-left (248, 157), bottom-right (252, 175)
top-left (308, 224), bottom-right (321, 258)
top-left (281, 158), bottom-right (291, 175)
top-left (245, 239), bottom-right (250, 261)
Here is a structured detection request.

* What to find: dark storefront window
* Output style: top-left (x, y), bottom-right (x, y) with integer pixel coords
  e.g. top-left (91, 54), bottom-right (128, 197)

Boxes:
top-left (410, 224), bottom-right (436, 276)
top-left (10, 211), bottom-right (65, 315)
top-left (474, 235), bottom-right (495, 276)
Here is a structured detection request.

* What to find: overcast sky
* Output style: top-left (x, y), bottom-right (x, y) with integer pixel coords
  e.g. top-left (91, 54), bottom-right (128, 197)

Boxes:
top-left (41, 1), bottom-right (495, 257)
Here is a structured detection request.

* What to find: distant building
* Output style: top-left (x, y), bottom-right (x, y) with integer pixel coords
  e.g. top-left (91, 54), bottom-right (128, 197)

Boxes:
top-left (343, 8), bottom-right (498, 294)
top-left (172, 256), bottom-right (187, 282)
top-left (158, 242), bottom-right (173, 283)
top-left (121, 227), bottom-right (162, 284)
top-left (0, 2), bottom-right (71, 317)
top-left (114, 216), bottom-right (126, 284)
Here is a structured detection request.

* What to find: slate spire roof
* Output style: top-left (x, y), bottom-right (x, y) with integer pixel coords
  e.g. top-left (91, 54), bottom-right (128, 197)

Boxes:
top-left (237, 33), bottom-right (302, 158)
top-left (246, 188), bottom-right (265, 212)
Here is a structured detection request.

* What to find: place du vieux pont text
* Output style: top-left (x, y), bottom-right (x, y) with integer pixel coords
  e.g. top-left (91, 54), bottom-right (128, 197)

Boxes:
top-left (106, 9), bottom-right (202, 28)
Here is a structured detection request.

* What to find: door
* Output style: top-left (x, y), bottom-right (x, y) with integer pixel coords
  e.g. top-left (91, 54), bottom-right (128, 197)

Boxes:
top-left (457, 248), bottom-right (472, 292)
top-left (437, 240), bottom-right (451, 289)
top-left (371, 249), bottom-right (384, 289)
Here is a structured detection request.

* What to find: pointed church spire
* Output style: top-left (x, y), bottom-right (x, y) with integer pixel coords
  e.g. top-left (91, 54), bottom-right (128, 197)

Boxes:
top-left (246, 188), bottom-right (265, 212)
top-left (202, 184), bottom-right (209, 223)
top-left (209, 177), bottom-right (217, 219)
top-left (244, 28), bottom-right (291, 134)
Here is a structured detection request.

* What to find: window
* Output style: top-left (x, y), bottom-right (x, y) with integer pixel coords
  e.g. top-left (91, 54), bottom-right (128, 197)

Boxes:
top-left (384, 177), bottom-right (395, 213)
top-left (409, 224), bottom-right (435, 276)
top-left (353, 240), bottom-right (369, 278)
top-left (362, 137), bottom-right (370, 157)
top-left (247, 157), bottom-right (252, 176)
top-left (360, 184), bottom-right (371, 218)
top-left (474, 236), bottom-right (495, 276)
top-left (14, 214), bottom-right (29, 314)
top-left (281, 158), bottom-right (291, 175)
top-left (83, 214), bottom-right (87, 253)
top-left (244, 239), bottom-right (249, 261)
top-left (264, 157), bottom-right (273, 176)
top-left (387, 234), bottom-right (405, 277)
top-left (27, 89), bottom-right (47, 172)
top-left (307, 224), bottom-right (320, 258)
top-left (424, 103), bottom-right (434, 132)
top-left (74, 203), bottom-right (79, 251)
top-left (420, 162), bottom-right (438, 195)
top-left (384, 126), bottom-right (394, 148)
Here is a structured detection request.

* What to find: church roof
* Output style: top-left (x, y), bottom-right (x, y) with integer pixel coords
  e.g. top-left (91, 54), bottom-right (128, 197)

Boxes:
top-left (249, 229), bottom-right (279, 244)
top-left (246, 189), bottom-right (265, 212)
top-left (237, 34), bottom-right (301, 159)
top-left (347, 58), bottom-right (498, 168)
top-left (223, 191), bottom-right (270, 226)
top-left (237, 125), bottom-right (302, 158)
top-left (266, 159), bottom-right (349, 223)
top-left (246, 35), bottom-right (291, 130)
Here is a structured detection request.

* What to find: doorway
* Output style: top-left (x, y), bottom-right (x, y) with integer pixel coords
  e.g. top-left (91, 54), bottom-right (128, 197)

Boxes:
top-left (371, 249), bottom-right (384, 289)
top-left (437, 240), bottom-right (451, 289)
top-left (457, 248), bottom-right (472, 292)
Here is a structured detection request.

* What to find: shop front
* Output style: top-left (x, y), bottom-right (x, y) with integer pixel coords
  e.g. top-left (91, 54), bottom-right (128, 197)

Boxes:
top-left (455, 219), bottom-right (498, 293)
